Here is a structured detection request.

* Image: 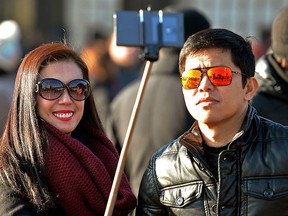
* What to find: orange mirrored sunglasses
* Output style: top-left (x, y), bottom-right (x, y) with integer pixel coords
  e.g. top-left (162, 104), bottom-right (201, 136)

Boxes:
top-left (181, 66), bottom-right (245, 90)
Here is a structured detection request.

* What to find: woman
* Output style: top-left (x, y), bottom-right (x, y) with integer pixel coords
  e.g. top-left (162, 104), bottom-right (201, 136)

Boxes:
top-left (0, 42), bottom-right (136, 215)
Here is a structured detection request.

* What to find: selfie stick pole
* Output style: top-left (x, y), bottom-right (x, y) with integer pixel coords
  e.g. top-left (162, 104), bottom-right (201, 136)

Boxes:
top-left (104, 57), bottom-right (155, 216)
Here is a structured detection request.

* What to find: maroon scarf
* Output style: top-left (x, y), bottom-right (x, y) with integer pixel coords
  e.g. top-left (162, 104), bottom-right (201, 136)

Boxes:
top-left (44, 123), bottom-right (136, 215)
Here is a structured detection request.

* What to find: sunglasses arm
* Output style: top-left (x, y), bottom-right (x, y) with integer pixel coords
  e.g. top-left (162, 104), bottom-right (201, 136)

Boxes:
top-left (35, 84), bottom-right (39, 93)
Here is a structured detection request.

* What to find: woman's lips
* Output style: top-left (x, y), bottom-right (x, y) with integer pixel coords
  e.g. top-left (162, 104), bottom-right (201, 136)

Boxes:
top-left (53, 111), bottom-right (74, 121)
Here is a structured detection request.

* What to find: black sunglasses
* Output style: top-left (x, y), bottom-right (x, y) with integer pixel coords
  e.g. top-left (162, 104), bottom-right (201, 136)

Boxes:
top-left (35, 78), bottom-right (90, 101)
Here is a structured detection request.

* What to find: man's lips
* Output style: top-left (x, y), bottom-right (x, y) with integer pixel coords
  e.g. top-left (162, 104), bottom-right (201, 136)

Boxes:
top-left (196, 97), bottom-right (219, 105)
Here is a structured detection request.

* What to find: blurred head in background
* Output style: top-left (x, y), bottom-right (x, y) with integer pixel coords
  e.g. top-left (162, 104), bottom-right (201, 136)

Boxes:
top-left (0, 20), bottom-right (22, 74)
top-left (271, 5), bottom-right (288, 74)
top-left (108, 31), bottom-right (142, 69)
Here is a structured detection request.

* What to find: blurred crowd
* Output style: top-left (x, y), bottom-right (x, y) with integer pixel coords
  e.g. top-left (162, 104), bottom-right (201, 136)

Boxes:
top-left (0, 3), bottom-right (288, 203)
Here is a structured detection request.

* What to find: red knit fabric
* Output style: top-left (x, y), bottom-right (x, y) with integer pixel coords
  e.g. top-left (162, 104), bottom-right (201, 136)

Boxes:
top-left (44, 123), bottom-right (136, 216)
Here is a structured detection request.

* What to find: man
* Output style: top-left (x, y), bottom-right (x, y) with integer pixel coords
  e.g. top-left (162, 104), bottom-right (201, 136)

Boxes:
top-left (251, 6), bottom-right (288, 125)
top-left (105, 7), bottom-right (210, 196)
top-left (136, 28), bottom-right (288, 215)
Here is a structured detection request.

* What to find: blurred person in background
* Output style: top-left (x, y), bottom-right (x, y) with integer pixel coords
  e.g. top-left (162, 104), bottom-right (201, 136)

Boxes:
top-left (108, 31), bottom-right (143, 100)
top-left (251, 5), bottom-right (288, 125)
top-left (0, 20), bottom-right (22, 135)
top-left (80, 31), bottom-right (117, 123)
top-left (105, 5), bottom-right (210, 196)
top-left (0, 42), bottom-right (136, 215)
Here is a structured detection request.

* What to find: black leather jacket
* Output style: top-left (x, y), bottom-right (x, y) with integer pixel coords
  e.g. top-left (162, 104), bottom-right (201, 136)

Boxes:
top-left (136, 106), bottom-right (288, 216)
top-left (251, 54), bottom-right (288, 125)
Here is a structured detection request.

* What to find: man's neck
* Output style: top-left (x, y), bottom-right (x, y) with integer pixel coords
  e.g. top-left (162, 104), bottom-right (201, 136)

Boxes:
top-left (198, 108), bottom-right (247, 148)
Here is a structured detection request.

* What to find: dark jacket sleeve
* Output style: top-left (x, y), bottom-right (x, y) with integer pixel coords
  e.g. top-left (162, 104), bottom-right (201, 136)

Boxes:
top-left (136, 154), bottom-right (167, 216)
top-left (0, 183), bottom-right (36, 216)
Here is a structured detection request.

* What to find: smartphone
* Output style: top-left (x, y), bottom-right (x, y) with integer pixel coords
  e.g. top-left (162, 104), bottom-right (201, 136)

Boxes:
top-left (114, 10), bottom-right (184, 48)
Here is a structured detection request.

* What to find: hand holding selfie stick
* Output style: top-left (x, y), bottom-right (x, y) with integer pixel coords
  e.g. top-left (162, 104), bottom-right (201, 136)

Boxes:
top-left (105, 9), bottom-right (184, 216)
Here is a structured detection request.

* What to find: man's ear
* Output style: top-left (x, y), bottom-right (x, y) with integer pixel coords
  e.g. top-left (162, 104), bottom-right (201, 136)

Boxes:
top-left (244, 77), bottom-right (259, 101)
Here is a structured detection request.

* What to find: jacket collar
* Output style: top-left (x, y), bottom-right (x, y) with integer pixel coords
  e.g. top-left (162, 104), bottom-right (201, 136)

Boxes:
top-left (179, 105), bottom-right (258, 152)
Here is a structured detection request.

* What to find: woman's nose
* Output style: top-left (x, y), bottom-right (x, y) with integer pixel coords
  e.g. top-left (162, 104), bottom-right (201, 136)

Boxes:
top-left (58, 89), bottom-right (73, 103)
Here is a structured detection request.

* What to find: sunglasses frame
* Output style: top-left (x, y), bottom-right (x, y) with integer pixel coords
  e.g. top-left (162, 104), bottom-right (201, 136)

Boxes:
top-left (35, 78), bottom-right (91, 101)
top-left (181, 66), bottom-right (246, 90)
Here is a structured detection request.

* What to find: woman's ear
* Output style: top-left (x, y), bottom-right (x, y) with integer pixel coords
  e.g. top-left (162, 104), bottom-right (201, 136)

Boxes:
top-left (244, 77), bottom-right (259, 101)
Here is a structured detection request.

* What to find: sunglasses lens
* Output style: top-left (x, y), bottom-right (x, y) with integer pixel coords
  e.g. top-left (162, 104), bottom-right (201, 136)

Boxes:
top-left (181, 70), bottom-right (202, 89)
top-left (181, 66), bottom-right (235, 89)
top-left (68, 79), bottom-right (90, 101)
top-left (40, 79), bottom-right (64, 100)
top-left (37, 79), bottom-right (90, 101)
top-left (207, 67), bottom-right (232, 86)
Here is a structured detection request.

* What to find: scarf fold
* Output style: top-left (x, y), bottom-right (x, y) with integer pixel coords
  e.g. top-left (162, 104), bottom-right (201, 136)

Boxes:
top-left (45, 123), bottom-right (136, 216)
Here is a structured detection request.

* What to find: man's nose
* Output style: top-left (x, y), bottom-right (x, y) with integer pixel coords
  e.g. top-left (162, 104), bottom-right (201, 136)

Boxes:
top-left (198, 73), bottom-right (214, 91)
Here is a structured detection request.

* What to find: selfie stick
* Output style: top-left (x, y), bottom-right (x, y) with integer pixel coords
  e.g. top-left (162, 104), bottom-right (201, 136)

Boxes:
top-left (104, 57), bottom-right (155, 216)
top-left (105, 8), bottom-right (183, 215)
top-left (104, 11), bottom-right (161, 216)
